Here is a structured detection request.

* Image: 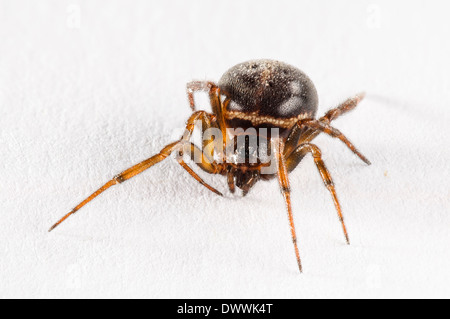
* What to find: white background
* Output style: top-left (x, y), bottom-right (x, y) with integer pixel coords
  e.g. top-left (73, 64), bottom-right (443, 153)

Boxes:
top-left (0, 0), bottom-right (449, 298)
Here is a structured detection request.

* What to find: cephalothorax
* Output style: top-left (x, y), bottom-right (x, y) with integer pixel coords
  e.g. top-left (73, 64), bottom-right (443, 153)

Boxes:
top-left (50, 59), bottom-right (371, 273)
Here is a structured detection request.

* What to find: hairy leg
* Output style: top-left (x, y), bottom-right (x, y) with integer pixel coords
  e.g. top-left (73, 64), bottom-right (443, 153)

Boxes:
top-left (49, 111), bottom-right (216, 232)
top-left (176, 142), bottom-right (223, 196)
top-left (273, 139), bottom-right (303, 273)
top-left (298, 119), bottom-right (371, 165)
top-left (284, 93), bottom-right (367, 158)
top-left (186, 81), bottom-right (217, 111)
top-left (227, 166), bottom-right (236, 194)
top-left (286, 143), bottom-right (350, 244)
top-left (241, 171), bottom-right (260, 197)
top-left (321, 92), bottom-right (366, 124)
top-left (186, 80), bottom-right (228, 162)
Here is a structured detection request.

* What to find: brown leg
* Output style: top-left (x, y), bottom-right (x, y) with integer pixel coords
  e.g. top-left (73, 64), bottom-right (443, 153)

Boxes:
top-left (241, 171), bottom-right (259, 197)
top-left (284, 121), bottom-right (309, 158)
top-left (285, 143), bottom-right (309, 173)
top-left (320, 92), bottom-right (366, 124)
top-left (186, 81), bottom-right (217, 111)
top-left (273, 139), bottom-right (303, 273)
top-left (287, 143), bottom-right (350, 244)
top-left (186, 80), bottom-right (228, 162)
top-left (227, 166), bottom-right (236, 194)
top-left (176, 143), bottom-right (223, 196)
top-left (284, 93), bottom-right (367, 157)
top-left (49, 111), bottom-right (214, 232)
top-left (298, 119), bottom-right (371, 165)
top-left (177, 108), bottom-right (223, 196)
top-left (182, 142), bottom-right (217, 173)
top-left (176, 158), bottom-right (222, 196)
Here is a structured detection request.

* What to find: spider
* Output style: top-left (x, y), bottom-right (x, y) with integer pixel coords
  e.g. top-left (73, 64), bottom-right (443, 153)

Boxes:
top-left (49, 59), bottom-right (371, 273)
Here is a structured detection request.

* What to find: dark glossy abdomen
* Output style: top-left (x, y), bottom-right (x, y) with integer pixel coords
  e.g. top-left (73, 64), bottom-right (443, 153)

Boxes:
top-left (218, 59), bottom-right (318, 136)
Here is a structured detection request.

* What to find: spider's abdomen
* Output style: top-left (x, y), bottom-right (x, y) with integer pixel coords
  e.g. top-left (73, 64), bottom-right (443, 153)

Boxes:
top-left (218, 59), bottom-right (318, 135)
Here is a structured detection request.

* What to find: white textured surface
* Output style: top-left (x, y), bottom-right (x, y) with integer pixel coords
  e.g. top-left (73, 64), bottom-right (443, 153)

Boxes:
top-left (1, 0), bottom-right (449, 298)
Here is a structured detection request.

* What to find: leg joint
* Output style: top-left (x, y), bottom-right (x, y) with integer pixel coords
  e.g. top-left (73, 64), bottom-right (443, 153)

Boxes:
top-left (114, 174), bottom-right (125, 184)
top-left (281, 186), bottom-right (291, 193)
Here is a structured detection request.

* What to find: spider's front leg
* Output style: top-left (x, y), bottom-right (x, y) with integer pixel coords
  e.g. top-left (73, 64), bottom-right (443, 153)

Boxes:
top-left (286, 142), bottom-right (350, 244)
top-left (186, 80), bottom-right (227, 146)
top-left (176, 110), bottom-right (224, 196)
top-left (49, 111), bottom-right (219, 232)
top-left (273, 139), bottom-right (303, 273)
top-left (186, 81), bottom-right (217, 111)
top-left (176, 142), bottom-right (223, 196)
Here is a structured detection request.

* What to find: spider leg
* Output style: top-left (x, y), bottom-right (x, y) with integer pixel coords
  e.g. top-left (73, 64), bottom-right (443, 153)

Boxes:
top-left (176, 106), bottom-right (224, 196)
top-left (49, 111), bottom-right (213, 232)
top-left (273, 139), bottom-right (303, 273)
top-left (298, 119), bottom-right (371, 165)
top-left (287, 143), bottom-right (350, 244)
top-left (284, 93), bottom-right (367, 157)
top-left (320, 92), bottom-right (366, 123)
top-left (241, 170), bottom-right (259, 197)
top-left (285, 143), bottom-right (309, 174)
top-left (186, 80), bottom-right (227, 158)
top-left (176, 142), bottom-right (223, 196)
top-left (186, 81), bottom-right (217, 111)
top-left (227, 166), bottom-right (236, 194)
top-left (184, 82), bottom-right (229, 194)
